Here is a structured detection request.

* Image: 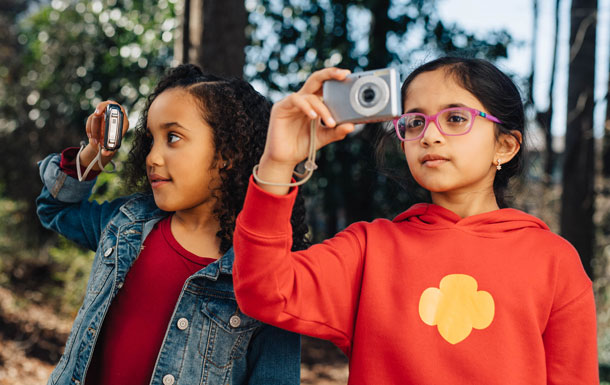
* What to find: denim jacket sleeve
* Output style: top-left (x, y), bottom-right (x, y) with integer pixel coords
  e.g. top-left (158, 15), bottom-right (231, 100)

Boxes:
top-left (246, 323), bottom-right (301, 384)
top-left (36, 153), bottom-right (129, 251)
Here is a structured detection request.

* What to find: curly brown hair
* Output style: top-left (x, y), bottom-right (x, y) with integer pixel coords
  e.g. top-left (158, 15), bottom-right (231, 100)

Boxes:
top-left (125, 64), bottom-right (309, 252)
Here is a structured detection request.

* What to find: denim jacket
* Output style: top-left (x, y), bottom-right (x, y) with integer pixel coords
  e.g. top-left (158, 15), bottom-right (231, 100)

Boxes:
top-left (36, 153), bottom-right (300, 385)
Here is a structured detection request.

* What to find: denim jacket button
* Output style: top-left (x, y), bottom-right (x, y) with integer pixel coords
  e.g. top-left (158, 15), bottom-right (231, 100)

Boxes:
top-left (104, 247), bottom-right (113, 257)
top-left (177, 317), bottom-right (189, 330)
top-left (229, 315), bottom-right (241, 328)
top-left (162, 374), bottom-right (175, 385)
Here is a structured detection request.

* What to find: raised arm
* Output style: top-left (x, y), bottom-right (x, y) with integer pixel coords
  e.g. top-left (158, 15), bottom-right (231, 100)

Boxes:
top-left (36, 101), bottom-right (130, 250)
top-left (233, 68), bottom-right (370, 354)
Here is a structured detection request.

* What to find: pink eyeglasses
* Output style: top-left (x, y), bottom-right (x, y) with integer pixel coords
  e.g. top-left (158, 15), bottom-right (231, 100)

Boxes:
top-left (393, 106), bottom-right (502, 141)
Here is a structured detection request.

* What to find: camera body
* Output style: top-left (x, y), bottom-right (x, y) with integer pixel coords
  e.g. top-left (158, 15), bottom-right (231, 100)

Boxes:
top-left (323, 67), bottom-right (401, 124)
top-left (104, 104), bottom-right (123, 151)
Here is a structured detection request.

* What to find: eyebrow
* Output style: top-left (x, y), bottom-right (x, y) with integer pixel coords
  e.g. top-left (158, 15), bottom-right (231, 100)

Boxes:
top-left (405, 103), bottom-right (468, 114)
top-left (147, 121), bottom-right (189, 132)
top-left (161, 122), bottom-right (189, 130)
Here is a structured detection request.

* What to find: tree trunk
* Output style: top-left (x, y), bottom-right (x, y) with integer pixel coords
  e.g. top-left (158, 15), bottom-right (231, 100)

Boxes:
top-left (602, 59), bottom-right (610, 178)
top-left (560, 0), bottom-right (597, 279)
top-left (176, 0), bottom-right (246, 77)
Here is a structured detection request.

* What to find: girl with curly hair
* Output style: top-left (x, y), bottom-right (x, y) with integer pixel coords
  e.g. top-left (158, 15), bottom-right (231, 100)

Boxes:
top-left (36, 64), bottom-right (307, 385)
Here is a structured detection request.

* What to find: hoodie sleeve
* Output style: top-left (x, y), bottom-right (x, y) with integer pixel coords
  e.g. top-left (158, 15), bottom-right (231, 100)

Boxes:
top-left (233, 177), bottom-right (364, 356)
top-left (543, 241), bottom-right (598, 384)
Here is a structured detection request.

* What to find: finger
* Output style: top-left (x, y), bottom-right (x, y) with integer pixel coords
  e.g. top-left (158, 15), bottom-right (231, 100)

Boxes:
top-left (303, 94), bottom-right (336, 127)
top-left (90, 113), bottom-right (103, 144)
top-left (284, 93), bottom-right (320, 120)
top-left (300, 67), bottom-right (351, 96)
top-left (85, 114), bottom-right (95, 144)
top-left (315, 122), bottom-right (355, 148)
top-left (101, 148), bottom-right (115, 157)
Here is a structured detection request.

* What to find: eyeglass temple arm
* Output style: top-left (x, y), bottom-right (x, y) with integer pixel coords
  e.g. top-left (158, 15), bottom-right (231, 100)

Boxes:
top-left (478, 110), bottom-right (502, 124)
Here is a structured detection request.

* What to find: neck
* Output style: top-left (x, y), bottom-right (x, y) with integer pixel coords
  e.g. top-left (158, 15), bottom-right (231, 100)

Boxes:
top-left (171, 206), bottom-right (222, 259)
top-left (430, 189), bottom-right (500, 218)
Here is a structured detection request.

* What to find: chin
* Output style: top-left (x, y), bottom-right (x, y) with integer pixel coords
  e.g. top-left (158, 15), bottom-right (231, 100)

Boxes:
top-left (152, 196), bottom-right (174, 212)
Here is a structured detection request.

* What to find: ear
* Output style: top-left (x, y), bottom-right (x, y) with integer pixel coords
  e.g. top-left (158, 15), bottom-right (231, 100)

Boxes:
top-left (495, 130), bottom-right (522, 165)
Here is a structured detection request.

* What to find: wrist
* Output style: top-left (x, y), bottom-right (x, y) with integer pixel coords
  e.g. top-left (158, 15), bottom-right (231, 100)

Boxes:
top-left (255, 157), bottom-right (298, 195)
top-left (80, 143), bottom-right (110, 171)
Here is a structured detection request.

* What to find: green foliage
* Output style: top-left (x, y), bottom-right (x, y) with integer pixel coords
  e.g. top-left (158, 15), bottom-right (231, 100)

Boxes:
top-left (244, 0), bottom-right (514, 238)
top-left (244, 0), bottom-right (512, 96)
top-left (48, 237), bottom-right (94, 316)
top-left (0, 0), bottom-right (176, 314)
top-left (0, 0), bottom-right (177, 242)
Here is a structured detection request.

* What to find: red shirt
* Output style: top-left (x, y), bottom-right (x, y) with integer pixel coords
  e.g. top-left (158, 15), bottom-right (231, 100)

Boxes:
top-left (233, 177), bottom-right (598, 385)
top-left (85, 216), bottom-right (216, 385)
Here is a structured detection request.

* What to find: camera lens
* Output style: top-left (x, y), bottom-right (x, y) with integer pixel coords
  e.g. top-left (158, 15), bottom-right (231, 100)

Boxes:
top-left (358, 83), bottom-right (380, 108)
top-left (362, 87), bottom-right (376, 104)
top-left (349, 74), bottom-right (390, 117)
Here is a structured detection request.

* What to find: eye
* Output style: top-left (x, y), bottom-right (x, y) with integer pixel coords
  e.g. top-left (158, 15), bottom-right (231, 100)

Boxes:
top-left (444, 110), bottom-right (469, 125)
top-left (407, 117), bottom-right (425, 128)
top-left (168, 132), bottom-right (181, 144)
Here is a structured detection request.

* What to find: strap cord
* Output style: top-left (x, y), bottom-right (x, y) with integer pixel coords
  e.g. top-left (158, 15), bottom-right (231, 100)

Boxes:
top-left (252, 119), bottom-right (318, 187)
top-left (75, 142), bottom-right (116, 182)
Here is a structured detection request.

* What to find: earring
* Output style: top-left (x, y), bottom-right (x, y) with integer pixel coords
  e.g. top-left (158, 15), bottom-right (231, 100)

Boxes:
top-left (496, 159), bottom-right (502, 171)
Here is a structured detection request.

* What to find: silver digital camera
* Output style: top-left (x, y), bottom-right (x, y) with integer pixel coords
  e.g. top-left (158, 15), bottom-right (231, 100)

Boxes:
top-left (322, 67), bottom-right (401, 124)
top-left (103, 104), bottom-right (123, 151)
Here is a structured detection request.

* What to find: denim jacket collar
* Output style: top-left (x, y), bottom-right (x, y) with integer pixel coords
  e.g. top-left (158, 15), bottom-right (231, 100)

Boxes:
top-left (119, 193), bottom-right (234, 280)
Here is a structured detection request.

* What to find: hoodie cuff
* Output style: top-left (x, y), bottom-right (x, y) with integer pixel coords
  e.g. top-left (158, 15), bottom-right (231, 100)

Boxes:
top-left (238, 175), bottom-right (298, 235)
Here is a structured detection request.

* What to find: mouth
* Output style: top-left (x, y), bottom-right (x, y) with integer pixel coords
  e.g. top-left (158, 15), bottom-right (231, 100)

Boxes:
top-left (421, 154), bottom-right (449, 167)
top-left (148, 173), bottom-right (171, 188)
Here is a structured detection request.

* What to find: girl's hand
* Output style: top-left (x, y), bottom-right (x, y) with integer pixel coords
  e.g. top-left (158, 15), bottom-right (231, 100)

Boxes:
top-left (80, 100), bottom-right (129, 171)
top-left (257, 68), bottom-right (355, 193)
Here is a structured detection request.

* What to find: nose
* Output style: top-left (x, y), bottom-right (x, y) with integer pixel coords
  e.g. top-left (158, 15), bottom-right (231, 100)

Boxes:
top-left (420, 119), bottom-right (444, 145)
top-left (146, 140), bottom-right (163, 168)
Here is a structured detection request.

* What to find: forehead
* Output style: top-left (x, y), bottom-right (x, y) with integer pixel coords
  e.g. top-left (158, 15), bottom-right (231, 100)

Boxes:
top-left (403, 69), bottom-right (484, 111)
top-left (147, 89), bottom-right (201, 123)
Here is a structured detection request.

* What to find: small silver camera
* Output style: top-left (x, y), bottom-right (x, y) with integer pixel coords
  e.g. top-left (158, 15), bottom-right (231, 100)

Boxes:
top-left (103, 104), bottom-right (123, 151)
top-left (323, 67), bottom-right (401, 124)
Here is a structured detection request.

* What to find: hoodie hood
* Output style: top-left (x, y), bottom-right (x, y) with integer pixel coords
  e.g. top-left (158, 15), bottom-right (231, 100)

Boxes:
top-left (393, 203), bottom-right (549, 235)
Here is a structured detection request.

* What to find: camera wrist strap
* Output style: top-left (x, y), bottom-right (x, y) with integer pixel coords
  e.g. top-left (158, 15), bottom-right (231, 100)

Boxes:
top-left (75, 142), bottom-right (116, 182)
top-left (252, 119), bottom-right (318, 187)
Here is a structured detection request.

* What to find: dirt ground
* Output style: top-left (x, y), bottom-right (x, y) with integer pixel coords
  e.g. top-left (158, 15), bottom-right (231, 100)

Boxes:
top-left (0, 286), bottom-right (348, 384)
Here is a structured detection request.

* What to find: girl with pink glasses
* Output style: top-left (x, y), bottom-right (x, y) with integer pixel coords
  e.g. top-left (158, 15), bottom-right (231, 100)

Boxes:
top-left (232, 57), bottom-right (598, 384)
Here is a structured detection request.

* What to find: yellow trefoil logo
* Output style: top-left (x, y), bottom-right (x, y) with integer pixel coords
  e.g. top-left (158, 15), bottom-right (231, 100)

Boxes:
top-left (418, 274), bottom-right (495, 344)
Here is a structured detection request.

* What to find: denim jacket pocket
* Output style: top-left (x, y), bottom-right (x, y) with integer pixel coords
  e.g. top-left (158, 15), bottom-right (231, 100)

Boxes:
top-left (199, 294), bottom-right (261, 368)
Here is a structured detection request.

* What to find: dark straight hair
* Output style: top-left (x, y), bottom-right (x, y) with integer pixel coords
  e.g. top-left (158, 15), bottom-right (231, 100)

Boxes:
top-left (377, 56), bottom-right (526, 208)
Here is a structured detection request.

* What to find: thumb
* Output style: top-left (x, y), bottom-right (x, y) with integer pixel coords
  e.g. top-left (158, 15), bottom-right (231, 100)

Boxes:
top-left (316, 123), bottom-right (355, 148)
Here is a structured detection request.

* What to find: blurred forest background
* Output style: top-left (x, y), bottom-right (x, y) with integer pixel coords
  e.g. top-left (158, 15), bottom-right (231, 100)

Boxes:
top-left (0, 0), bottom-right (609, 383)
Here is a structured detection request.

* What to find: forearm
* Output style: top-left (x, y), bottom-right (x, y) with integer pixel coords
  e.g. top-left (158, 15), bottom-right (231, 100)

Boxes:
top-left (233, 178), bottom-right (363, 353)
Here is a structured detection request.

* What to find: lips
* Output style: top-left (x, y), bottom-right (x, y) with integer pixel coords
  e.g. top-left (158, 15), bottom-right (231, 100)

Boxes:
top-left (421, 154), bottom-right (448, 163)
top-left (148, 173), bottom-right (171, 187)
top-left (420, 154), bottom-right (449, 167)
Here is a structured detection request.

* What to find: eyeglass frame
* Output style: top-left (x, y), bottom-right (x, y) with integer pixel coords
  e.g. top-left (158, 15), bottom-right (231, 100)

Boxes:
top-left (392, 106), bottom-right (503, 142)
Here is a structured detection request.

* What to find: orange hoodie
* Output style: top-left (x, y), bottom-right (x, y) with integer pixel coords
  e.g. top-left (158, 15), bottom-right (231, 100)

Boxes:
top-left (234, 178), bottom-right (598, 384)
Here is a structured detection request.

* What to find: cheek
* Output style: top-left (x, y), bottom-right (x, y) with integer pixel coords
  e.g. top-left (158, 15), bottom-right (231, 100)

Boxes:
top-left (402, 144), bottom-right (419, 168)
